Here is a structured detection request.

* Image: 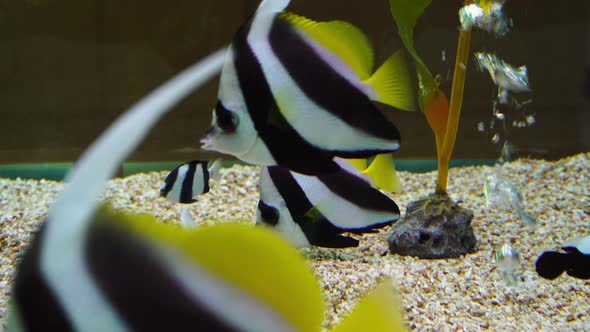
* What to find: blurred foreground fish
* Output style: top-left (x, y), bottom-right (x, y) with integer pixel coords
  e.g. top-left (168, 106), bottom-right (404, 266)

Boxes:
top-left (257, 158), bottom-right (400, 248)
top-left (536, 236), bottom-right (590, 280)
top-left (7, 49), bottom-right (226, 331)
top-left (8, 50), bottom-right (407, 331)
top-left (201, 0), bottom-right (414, 176)
top-left (11, 208), bottom-right (330, 331)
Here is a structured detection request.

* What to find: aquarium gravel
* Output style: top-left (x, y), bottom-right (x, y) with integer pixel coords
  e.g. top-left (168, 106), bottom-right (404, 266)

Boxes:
top-left (1, 153), bottom-right (589, 330)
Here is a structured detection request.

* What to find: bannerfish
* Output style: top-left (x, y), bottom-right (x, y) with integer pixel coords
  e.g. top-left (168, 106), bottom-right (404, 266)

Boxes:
top-left (257, 158), bottom-right (400, 248)
top-left (9, 206), bottom-right (327, 331)
top-left (7, 50), bottom-right (406, 331)
top-left (201, 0), bottom-right (414, 176)
top-left (535, 236), bottom-right (590, 280)
top-left (160, 159), bottom-right (222, 204)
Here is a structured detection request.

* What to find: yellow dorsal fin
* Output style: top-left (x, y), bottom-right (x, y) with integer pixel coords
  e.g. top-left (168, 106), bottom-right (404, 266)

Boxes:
top-left (280, 12), bottom-right (374, 79)
top-left (112, 209), bottom-right (325, 332)
top-left (333, 278), bottom-right (406, 332)
top-left (363, 153), bottom-right (402, 193)
top-left (364, 50), bottom-right (415, 112)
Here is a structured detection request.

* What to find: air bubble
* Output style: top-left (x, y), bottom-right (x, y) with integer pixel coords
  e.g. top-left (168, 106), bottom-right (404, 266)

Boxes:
top-left (526, 114), bottom-right (535, 125)
top-left (477, 122), bottom-right (485, 132)
top-left (492, 133), bottom-right (501, 143)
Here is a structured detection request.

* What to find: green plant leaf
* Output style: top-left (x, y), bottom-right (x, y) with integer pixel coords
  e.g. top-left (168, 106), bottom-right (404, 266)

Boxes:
top-left (389, 0), bottom-right (436, 101)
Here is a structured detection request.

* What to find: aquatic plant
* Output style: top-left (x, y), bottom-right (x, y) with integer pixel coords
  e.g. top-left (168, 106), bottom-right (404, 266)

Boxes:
top-left (387, 0), bottom-right (478, 259)
top-left (389, 0), bottom-right (472, 195)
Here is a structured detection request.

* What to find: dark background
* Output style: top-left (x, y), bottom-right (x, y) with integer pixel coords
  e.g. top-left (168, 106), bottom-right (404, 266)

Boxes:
top-left (1, 0), bottom-right (588, 164)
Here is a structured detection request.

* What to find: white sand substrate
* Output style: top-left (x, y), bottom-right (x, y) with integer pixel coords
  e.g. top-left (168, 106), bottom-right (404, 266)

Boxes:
top-left (0, 153), bottom-right (588, 331)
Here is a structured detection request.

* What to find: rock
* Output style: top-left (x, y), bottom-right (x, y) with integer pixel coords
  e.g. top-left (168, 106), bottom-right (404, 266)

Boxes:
top-left (388, 193), bottom-right (477, 259)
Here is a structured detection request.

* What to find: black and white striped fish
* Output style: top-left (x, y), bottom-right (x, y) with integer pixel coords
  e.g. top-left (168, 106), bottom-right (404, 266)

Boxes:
top-left (159, 159), bottom-right (221, 204)
top-left (9, 206), bottom-right (332, 332)
top-left (201, 0), bottom-right (414, 176)
top-left (535, 236), bottom-right (590, 280)
top-left (256, 158), bottom-right (400, 248)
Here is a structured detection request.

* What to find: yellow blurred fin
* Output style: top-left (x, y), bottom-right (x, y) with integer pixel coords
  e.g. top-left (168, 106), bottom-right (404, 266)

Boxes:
top-left (110, 209), bottom-right (325, 332)
top-left (280, 12), bottom-right (374, 79)
top-left (364, 51), bottom-right (415, 112)
top-left (363, 154), bottom-right (402, 193)
top-left (333, 278), bottom-right (406, 332)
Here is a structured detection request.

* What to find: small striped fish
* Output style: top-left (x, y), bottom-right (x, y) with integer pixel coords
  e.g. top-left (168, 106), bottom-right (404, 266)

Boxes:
top-left (201, 0), bottom-right (414, 176)
top-left (160, 159), bottom-right (221, 204)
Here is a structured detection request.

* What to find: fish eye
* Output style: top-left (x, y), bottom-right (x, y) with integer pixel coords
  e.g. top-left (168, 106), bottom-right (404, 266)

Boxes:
top-left (215, 101), bottom-right (239, 133)
top-left (257, 201), bottom-right (279, 226)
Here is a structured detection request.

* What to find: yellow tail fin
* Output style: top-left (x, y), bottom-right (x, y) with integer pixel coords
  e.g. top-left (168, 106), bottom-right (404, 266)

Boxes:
top-left (333, 278), bottom-right (406, 332)
top-left (363, 153), bottom-right (402, 193)
top-left (364, 51), bottom-right (415, 112)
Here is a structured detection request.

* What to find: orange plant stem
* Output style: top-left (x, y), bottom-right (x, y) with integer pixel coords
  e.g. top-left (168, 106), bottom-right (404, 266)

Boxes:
top-left (436, 18), bottom-right (472, 194)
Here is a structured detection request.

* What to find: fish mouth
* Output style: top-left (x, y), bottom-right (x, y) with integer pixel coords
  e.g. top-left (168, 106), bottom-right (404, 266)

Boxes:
top-left (200, 126), bottom-right (215, 149)
top-left (200, 136), bottom-right (211, 149)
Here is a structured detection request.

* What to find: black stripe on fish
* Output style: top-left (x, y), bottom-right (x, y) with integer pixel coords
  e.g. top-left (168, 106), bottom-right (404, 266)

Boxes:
top-left (85, 219), bottom-right (239, 331)
top-left (266, 166), bottom-right (359, 247)
top-left (201, 162), bottom-right (211, 194)
top-left (535, 251), bottom-right (568, 280)
top-left (11, 223), bottom-right (75, 331)
top-left (215, 101), bottom-right (239, 133)
top-left (562, 247), bottom-right (590, 279)
top-left (535, 247), bottom-right (590, 280)
top-left (162, 160), bottom-right (210, 204)
top-left (258, 200), bottom-right (279, 226)
top-left (233, 19), bottom-right (340, 175)
top-left (180, 162), bottom-right (198, 204)
top-left (269, 16), bottom-right (401, 144)
top-left (160, 167), bottom-right (178, 198)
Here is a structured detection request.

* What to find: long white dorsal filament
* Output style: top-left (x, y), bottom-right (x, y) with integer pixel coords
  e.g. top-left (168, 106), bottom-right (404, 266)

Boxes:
top-left (257, 0), bottom-right (290, 15)
top-left (41, 49), bottom-right (226, 331)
